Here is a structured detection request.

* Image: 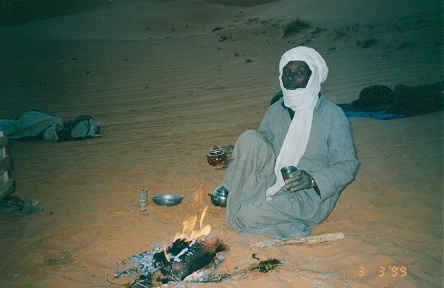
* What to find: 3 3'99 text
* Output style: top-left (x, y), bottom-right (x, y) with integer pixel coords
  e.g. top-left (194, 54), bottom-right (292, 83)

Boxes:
top-left (359, 266), bottom-right (407, 277)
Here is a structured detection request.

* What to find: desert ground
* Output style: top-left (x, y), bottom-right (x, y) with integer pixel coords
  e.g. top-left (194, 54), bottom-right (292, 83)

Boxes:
top-left (0, 0), bottom-right (442, 287)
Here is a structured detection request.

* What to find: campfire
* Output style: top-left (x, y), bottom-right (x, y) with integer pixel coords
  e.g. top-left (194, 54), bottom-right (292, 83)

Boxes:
top-left (113, 200), bottom-right (344, 287)
top-left (115, 206), bottom-right (227, 287)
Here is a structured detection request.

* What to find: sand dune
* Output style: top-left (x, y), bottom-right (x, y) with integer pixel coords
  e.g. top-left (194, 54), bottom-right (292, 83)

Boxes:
top-left (0, 0), bottom-right (442, 287)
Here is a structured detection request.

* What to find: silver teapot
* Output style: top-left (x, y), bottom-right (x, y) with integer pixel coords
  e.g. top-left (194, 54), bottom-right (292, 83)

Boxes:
top-left (208, 186), bottom-right (229, 207)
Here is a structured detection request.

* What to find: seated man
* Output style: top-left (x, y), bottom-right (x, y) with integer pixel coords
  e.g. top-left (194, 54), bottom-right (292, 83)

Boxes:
top-left (219, 46), bottom-right (358, 238)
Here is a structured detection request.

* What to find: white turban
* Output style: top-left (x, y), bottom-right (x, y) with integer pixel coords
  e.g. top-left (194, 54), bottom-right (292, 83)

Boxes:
top-left (266, 46), bottom-right (328, 200)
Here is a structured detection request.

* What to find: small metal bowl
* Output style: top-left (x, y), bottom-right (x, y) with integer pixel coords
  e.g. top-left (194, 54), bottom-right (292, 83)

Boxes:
top-left (151, 194), bottom-right (184, 206)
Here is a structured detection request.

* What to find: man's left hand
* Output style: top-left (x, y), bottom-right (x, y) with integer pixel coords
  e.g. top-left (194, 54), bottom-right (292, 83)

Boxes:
top-left (284, 170), bottom-right (314, 192)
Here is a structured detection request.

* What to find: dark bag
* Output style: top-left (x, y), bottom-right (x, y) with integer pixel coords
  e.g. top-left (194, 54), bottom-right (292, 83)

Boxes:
top-left (352, 85), bottom-right (394, 110)
top-left (58, 115), bottom-right (101, 141)
top-left (390, 82), bottom-right (444, 116)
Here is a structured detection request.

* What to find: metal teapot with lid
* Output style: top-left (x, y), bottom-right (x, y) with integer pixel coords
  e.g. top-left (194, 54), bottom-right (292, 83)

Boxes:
top-left (208, 186), bottom-right (229, 207)
top-left (206, 145), bottom-right (227, 169)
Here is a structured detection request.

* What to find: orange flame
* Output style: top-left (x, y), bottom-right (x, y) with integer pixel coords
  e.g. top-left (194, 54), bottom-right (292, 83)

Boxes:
top-left (175, 205), bottom-right (211, 240)
top-left (163, 248), bottom-right (170, 262)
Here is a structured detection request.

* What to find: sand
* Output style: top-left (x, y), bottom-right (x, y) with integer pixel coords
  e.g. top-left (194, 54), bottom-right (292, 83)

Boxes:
top-left (0, 0), bottom-right (442, 287)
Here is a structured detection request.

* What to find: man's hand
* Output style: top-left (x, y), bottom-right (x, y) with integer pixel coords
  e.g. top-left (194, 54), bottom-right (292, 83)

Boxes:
top-left (284, 170), bottom-right (314, 192)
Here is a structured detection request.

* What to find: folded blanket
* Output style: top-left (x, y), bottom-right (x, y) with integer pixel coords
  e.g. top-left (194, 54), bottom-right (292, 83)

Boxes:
top-left (0, 110), bottom-right (100, 141)
top-left (0, 195), bottom-right (43, 216)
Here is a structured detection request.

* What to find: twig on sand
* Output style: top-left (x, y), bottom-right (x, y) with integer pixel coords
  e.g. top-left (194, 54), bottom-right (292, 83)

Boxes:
top-left (250, 232), bottom-right (345, 248)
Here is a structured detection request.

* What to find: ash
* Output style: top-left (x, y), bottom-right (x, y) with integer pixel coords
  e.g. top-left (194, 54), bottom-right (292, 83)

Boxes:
top-left (114, 246), bottom-right (164, 278)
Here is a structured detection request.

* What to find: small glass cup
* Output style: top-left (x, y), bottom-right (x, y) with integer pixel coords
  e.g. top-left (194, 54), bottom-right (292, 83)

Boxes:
top-left (137, 188), bottom-right (148, 211)
top-left (280, 166), bottom-right (297, 181)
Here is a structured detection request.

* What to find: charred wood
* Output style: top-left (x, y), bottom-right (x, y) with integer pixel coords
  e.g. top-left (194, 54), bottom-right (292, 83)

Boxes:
top-left (115, 237), bottom-right (227, 287)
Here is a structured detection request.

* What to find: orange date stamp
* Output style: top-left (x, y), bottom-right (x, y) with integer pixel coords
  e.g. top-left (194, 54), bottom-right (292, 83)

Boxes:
top-left (359, 266), bottom-right (407, 277)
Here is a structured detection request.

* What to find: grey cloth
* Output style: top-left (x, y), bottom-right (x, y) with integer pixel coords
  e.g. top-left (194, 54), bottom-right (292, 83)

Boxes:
top-left (0, 110), bottom-right (63, 141)
top-left (0, 195), bottom-right (43, 216)
top-left (0, 110), bottom-right (100, 142)
top-left (223, 94), bottom-right (358, 238)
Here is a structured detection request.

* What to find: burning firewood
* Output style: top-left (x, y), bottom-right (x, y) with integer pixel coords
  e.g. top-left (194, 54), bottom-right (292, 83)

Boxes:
top-left (115, 236), bottom-right (227, 287)
top-left (153, 237), bottom-right (227, 285)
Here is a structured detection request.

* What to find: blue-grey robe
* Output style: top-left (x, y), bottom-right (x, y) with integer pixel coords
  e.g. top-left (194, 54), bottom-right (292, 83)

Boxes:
top-left (223, 94), bottom-right (358, 238)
